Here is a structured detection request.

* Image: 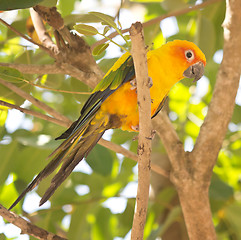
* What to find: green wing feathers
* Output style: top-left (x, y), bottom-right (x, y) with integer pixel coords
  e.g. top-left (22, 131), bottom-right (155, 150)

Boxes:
top-left (93, 52), bottom-right (133, 92)
top-left (9, 52), bottom-right (135, 209)
top-left (9, 114), bottom-right (108, 209)
top-left (39, 117), bottom-right (108, 206)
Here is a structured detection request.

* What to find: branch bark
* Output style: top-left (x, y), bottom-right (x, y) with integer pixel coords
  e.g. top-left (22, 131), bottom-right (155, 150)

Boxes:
top-left (191, 0), bottom-right (241, 175)
top-left (29, 8), bottom-right (58, 53)
top-left (0, 62), bottom-right (100, 88)
top-left (0, 204), bottom-right (66, 240)
top-left (160, 0), bottom-right (241, 239)
top-left (130, 22), bottom-right (152, 240)
top-left (0, 62), bottom-right (64, 75)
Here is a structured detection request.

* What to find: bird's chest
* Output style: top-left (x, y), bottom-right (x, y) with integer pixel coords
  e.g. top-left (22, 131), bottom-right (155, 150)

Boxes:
top-left (99, 79), bottom-right (167, 131)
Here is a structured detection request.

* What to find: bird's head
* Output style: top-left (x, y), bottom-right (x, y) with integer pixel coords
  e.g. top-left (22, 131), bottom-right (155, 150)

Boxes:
top-left (162, 40), bottom-right (206, 82)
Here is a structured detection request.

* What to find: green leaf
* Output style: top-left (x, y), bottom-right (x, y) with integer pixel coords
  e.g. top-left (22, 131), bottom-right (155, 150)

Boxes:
top-left (0, 233), bottom-right (7, 240)
top-left (74, 24), bottom-right (99, 36)
top-left (123, 35), bottom-right (130, 41)
top-left (0, 0), bottom-right (43, 10)
top-left (131, 0), bottom-right (164, 2)
top-left (161, 0), bottom-right (186, 11)
top-left (57, 0), bottom-right (75, 17)
top-left (7, 19), bottom-right (27, 40)
top-left (195, 15), bottom-right (216, 60)
top-left (231, 104), bottom-right (241, 124)
top-left (38, 0), bottom-right (57, 7)
top-left (0, 140), bottom-right (18, 184)
top-left (103, 26), bottom-right (110, 35)
top-left (224, 202), bottom-right (241, 238)
top-left (148, 206), bottom-right (181, 239)
top-left (92, 43), bottom-right (109, 56)
top-left (64, 13), bottom-right (109, 25)
top-left (89, 12), bottom-right (117, 31)
top-left (68, 204), bottom-right (93, 239)
top-left (118, 199), bottom-right (135, 236)
top-left (93, 208), bottom-right (113, 240)
top-left (209, 175), bottom-right (233, 202)
top-left (0, 181), bottom-right (19, 210)
top-left (0, 66), bottom-right (31, 105)
top-left (209, 174), bottom-right (234, 212)
top-left (0, 106), bottom-right (8, 126)
top-left (70, 77), bottom-right (90, 105)
top-left (86, 144), bottom-right (113, 176)
top-left (0, 66), bottom-right (24, 82)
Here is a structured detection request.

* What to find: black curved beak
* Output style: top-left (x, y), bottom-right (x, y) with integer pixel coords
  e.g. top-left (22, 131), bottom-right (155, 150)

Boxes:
top-left (183, 61), bottom-right (205, 82)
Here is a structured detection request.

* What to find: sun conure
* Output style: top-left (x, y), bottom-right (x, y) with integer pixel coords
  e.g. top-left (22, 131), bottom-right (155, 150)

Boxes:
top-left (9, 40), bottom-right (206, 210)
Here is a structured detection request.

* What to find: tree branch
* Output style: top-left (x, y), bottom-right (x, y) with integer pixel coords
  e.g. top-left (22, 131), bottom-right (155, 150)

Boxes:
top-left (165, 0), bottom-right (241, 239)
top-left (0, 100), bottom-right (65, 126)
top-left (130, 22), bottom-right (152, 240)
top-left (0, 62), bottom-right (101, 88)
top-left (191, 0), bottom-right (241, 177)
top-left (29, 8), bottom-right (59, 53)
top-left (0, 62), bottom-right (64, 75)
top-left (0, 204), bottom-right (66, 240)
top-left (91, 0), bottom-right (222, 50)
top-left (1, 7), bottom-right (103, 88)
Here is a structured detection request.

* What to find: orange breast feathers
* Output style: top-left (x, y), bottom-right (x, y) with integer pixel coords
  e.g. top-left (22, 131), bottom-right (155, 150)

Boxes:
top-left (94, 63), bottom-right (166, 131)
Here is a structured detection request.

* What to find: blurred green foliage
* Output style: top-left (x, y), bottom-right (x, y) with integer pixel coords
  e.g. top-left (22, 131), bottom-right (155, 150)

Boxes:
top-left (0, 0), bottom-right (241, 239)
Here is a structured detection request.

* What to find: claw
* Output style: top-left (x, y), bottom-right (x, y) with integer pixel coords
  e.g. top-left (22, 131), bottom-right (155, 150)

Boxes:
top-left (131, 125), bottom-right (139, 131)
top-left (130, 78), bottom-right (137, 90)
top-left (147, 77), bottom-right (153, 88)
top-left (145, 130), bottom-right (156, 140)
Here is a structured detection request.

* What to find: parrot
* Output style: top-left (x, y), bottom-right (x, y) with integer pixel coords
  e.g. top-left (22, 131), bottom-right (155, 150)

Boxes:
top-left (9, 40), bottom-right (206, 210)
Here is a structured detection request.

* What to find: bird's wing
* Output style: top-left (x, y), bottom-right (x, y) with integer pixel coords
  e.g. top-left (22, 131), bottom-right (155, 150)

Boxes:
top-left (56, 52), bottom-right (135, 140)
top-left (151, 95), bottom-right (168, 119)
top-left (9, 53), bottom-right (135, 210)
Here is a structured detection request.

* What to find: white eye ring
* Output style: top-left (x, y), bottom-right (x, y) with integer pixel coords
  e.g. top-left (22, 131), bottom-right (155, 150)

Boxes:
top-left (185, 50), bottom-right (195, 61)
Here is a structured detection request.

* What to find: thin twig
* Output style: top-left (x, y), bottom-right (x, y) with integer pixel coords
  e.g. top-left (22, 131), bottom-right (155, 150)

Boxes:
top-left (0, 100), bottom-right (65, 127)
top-left (0, 78), bottom-right (72, 124)
top-left (0, 62), bottom-right (63, 75)
top-left (91, 0), bottom-right (222, 50)
top-left (100, 138), bottom-right (169, 177)
top-left (0, 204), bottom-right (66, 240)
top-left (130, 22), bottom-right (152, 240)
top-left (22, 80), bottom-right (91, 95)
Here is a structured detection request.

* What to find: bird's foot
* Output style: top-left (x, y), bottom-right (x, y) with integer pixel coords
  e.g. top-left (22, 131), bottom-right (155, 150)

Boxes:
top-left (130, 78), bottom-right (137, 90)
top-left (131, 125), bottom-right (139, 131)
top-left (145, 130), bottom-right (156, 140)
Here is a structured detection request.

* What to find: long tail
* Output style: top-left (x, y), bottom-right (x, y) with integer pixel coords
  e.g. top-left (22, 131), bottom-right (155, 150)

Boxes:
top-left (8, 118), bottom-right (107, 210)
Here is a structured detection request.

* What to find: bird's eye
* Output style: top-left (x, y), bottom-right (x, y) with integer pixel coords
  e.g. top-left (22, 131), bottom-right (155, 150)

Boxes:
top-left (185, 50), bottom-right (194, 61)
